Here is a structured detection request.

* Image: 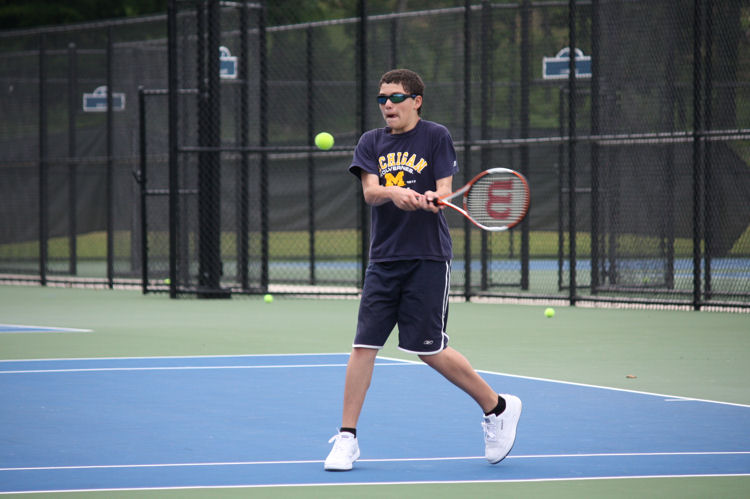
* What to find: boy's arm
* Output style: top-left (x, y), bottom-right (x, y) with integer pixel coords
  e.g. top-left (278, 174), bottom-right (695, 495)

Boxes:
top-left (423, 176), bottom-right (453, 213)
top-left (360, 172), bottom-right (424, 211)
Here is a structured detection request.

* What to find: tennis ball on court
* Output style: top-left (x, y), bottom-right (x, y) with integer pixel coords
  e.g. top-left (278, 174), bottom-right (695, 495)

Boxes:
top-left (544, 307), bottom-right (555, 318)
top-left (263, 293), bottom-right (274, 303)
top-left (163, 278), bottom-right (171, 285)
top-left (314, 132), bottom-right (334, 150)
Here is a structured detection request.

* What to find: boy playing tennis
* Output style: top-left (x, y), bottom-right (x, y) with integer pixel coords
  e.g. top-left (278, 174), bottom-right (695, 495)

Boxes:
top-left (324, 69), bottom-right (522, 471)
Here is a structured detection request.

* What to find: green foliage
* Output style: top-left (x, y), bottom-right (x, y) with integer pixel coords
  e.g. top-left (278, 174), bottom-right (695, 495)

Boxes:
top-left (266, 0), bottom-right (352, 25)
top-left (0, 0), bottom-right (167, 29)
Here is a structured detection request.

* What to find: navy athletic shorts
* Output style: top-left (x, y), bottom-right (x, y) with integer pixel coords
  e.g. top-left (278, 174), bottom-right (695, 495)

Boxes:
top-left (353, 259), bottom-right (450, 355)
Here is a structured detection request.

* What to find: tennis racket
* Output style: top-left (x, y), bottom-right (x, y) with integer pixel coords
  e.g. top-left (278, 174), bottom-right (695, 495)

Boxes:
top-left (437, 168), bottom-right (530, 231)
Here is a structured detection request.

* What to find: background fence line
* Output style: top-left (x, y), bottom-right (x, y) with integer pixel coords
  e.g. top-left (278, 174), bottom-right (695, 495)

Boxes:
top-left (1, 0), bottom-right (748, 311)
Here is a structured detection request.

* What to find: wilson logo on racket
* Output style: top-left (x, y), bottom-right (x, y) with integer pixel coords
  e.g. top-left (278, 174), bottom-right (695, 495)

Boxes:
top-left (436, 168), bottom-right (530, 232)
top-left (486, 180), bottom-right (514, 220)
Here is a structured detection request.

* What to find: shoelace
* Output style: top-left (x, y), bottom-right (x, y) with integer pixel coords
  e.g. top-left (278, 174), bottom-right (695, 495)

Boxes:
top-left (482, 418), bottom-right (500, 441)
top-left (327, 433), bottom-right (354, 458)
top-left (329, 429), bottom-right (357, 443)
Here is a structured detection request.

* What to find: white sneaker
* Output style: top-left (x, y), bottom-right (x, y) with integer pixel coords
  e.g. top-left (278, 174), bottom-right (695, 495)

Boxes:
top-left (324, 432), bottom-right (360, 471)
top-left (482, 394), bottom-right (522, 464)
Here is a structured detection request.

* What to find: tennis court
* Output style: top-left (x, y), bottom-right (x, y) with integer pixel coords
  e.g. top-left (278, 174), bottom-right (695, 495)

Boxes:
top-left (1, 285), bottom-right (749, 497)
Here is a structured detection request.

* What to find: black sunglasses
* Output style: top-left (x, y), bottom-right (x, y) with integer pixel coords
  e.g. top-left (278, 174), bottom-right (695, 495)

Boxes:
top-left (376, 93), bottom-right (419, 105)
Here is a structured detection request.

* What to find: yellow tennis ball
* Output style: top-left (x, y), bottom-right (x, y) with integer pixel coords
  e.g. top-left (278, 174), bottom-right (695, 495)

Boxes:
top-left (263, 293), bottom-right (274, 303)
top-left (314, 132), bottom-right (334, 150)
top-left (544, 307), bottom-right (555, 318)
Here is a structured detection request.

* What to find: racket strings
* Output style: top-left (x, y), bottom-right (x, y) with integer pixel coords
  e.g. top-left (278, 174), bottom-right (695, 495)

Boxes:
top-left (465, 174), bottom-right (529, 229)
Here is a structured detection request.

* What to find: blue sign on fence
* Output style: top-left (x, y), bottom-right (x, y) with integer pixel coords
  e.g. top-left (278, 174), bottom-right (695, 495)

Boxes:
top-left (82, 86), bottom-right (126, 112)
top-left (542, 47), bottom-right (592, 80)
top-left (220, 46), bottom-right (237, 79)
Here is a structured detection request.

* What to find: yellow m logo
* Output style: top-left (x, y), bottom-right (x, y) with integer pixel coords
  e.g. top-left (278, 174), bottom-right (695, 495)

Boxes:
top-left (384, 171), bottom-right (405, 187)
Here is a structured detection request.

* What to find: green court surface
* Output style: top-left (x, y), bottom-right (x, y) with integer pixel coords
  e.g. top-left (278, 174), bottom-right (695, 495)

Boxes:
top-left (1, 285), bottom-right (748, 498)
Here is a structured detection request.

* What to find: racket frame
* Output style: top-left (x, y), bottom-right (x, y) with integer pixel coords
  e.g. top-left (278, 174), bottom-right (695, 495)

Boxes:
top-left (437, 167), bottom-right (530, 232)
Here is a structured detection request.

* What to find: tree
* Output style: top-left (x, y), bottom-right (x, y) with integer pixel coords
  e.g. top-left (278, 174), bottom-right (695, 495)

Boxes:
top-left (0, 0), bottom-right (167, 30)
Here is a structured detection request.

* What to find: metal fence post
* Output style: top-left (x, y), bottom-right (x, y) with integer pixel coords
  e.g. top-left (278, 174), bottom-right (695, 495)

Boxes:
top-left (692, 0), bottom-right (704, 310)
top-left (259, 0), bottom-right (269, 292)
top-left (567, 0), bottom-right (577, 306)
top-left (197, 0), bottom-right (224, 297)
top-left (557, 87), bottom-right (565, 292)
top-left (590, 0), bottom-right (600, 294)
top-left (306, 25), bottom-right (316, 285)
top-left (38, 33), bottom-right (48, 287)
top-left (106, 26), bottom-right (115, 289)
top-left (703, 0), bottom-right (714, 302)
top-left (138, 87), bottom-right (148, 294)
top-left (463, 0), bottom-right (472, 301)
top-left (357, 0), bottom-right (369, 287)
top-left (480, 0), bottom-right (490, 291)
top-left (239, 0), bottom-right (250, 291)
top-left (520, 0), bottom-right (531, 290)
top-left (167, 0), bottom-right (179, 298)
top-left (67, 42), bottom-right (78, 276)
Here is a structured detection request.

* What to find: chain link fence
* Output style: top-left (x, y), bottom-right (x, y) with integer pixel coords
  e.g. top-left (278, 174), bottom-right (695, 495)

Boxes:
top-left (1, 0), bottom-right (749, 310)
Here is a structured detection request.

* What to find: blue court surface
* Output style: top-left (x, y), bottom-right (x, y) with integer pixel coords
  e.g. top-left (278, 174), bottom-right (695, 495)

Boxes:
top-left (1, 354), bottom-right (748, 494)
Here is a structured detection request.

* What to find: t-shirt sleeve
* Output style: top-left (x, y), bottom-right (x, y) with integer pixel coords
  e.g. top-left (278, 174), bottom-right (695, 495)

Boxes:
top-left (348, 131), bottom-right (378, 178)
top-left (433, 127), bottom-right (459, 180)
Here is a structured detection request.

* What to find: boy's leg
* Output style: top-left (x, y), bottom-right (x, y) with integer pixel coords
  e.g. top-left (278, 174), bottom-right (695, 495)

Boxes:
top-left (326, 262), bottom-right (400, 471)
top-left (420, 347), bottom-right (522, 465)
top-left (341, 346), bottom-right (379, 428)
top-left (418, 347), bottom-right (498, 413)
top-left (324, 347), bottom-right (377, 471)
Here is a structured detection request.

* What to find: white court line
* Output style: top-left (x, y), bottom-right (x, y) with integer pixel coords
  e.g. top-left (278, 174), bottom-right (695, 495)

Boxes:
top-left (0, 362), bottom-right (412, 375)
top-left (2, 352), bottom-right (748, 409)
top-left (3, 474), bottom-right (750, 495)
top-left (2, 451), bottom-right (750, 472)
top-left (0, 353), bottom-right (410, 374)
top-left (376, 355), bottom-right (750, 409)
top-left (0, 323), bottom-right (92, 333)
top-left (464, 365), bottom-right (750, 408)
top-left (0, 352), bottom-right (359, 363)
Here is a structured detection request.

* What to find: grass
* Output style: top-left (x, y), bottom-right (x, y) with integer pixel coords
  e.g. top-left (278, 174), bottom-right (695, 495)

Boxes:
top-left (4, 226), bottom-right (743, 262)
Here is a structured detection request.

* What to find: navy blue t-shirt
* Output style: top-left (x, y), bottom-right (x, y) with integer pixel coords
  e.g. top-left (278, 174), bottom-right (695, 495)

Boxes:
top-left (349, 119), bottom-right (459, 262)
